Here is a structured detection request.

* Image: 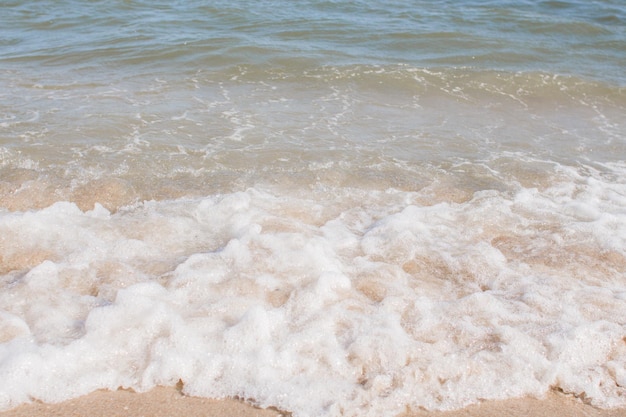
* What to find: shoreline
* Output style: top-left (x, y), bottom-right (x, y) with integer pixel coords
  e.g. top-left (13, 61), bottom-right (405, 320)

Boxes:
top-left (0, 387), bottom-right (624, 417)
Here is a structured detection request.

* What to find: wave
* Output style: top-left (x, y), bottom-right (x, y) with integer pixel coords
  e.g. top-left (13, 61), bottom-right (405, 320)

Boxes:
top-left (1, 160), bottom-right (625, 414)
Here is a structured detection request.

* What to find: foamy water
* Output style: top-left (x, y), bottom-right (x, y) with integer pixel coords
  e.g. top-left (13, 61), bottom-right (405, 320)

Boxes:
top-left (1, 1), bottom-right (626, 416)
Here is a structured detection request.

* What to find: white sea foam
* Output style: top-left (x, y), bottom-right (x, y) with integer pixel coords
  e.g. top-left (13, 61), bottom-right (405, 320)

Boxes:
top-left (0, 163), bottom-right (625, 416)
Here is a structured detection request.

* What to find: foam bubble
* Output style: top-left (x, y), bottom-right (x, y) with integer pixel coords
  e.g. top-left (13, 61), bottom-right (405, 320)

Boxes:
top-left (0, 163), bottom-right (625, 415)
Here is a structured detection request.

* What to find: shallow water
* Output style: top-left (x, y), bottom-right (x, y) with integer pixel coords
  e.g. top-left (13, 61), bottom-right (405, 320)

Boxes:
top-left (1, 1), bottom-right (625, 416)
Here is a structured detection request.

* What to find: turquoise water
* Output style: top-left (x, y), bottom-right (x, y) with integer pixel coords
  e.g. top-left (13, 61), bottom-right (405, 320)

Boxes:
top-left (2, 0), bottom-right (625, 205)
top-left (1, 1), bottom-right (626, 416)
top-left (3, 0), bottom-right (626, 81)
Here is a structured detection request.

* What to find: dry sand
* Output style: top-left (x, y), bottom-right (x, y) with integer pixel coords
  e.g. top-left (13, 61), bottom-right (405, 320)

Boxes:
top-left (0, 386), bottom-right (625, 417)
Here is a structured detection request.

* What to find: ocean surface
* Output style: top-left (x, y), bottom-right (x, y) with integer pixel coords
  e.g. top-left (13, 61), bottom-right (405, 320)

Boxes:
top-left (1, 1), bottom-right (626, 415)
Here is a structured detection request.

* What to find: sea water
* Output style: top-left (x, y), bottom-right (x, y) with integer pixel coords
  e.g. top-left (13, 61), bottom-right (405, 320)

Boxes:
top-left (1, 1), bottom-right (625, 416)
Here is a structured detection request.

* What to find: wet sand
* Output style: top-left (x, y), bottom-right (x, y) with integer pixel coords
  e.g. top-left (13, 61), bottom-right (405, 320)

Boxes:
top-left (0, 387), bottom-right (624, 417)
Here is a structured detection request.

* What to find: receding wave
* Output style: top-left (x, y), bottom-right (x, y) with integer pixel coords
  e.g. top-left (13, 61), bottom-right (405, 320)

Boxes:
top-left (1, 64), bottom-right (625, 212)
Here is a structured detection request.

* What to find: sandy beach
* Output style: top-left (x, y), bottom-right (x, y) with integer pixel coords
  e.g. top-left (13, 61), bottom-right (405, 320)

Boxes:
top-left (0, 387), bottom-right (624, 417)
